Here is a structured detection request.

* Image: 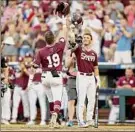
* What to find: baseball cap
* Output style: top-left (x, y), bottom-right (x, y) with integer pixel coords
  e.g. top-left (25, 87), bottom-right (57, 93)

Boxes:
top-left (2, 37), bottom-right (15, 45)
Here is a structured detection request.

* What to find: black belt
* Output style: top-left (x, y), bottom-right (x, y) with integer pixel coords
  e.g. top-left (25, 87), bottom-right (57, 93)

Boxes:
top-left (80, 72), bottom-right (93, 76)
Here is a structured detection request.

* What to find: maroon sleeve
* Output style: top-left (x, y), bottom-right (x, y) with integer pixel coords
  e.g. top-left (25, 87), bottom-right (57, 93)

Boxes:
top-left (116, 77), bottom-right (123, 87)
top-left (57, 41), bottom-right (66, 50)
top-left (33, 50), bottom-right (41, 66)
top-left (94, 53), bottom-right (98, 66)
top-left (74, 46), bottom-right (81, 56)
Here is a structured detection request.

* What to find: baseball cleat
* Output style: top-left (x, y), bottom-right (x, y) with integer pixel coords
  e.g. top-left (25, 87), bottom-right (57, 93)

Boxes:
top-left (26, 120), bottom-right (35, 125)
top-left (78, 121), bottom-right (89, 128)
top-left (10, 119), bottom-right (17, 124)
top-left (86, 120), bottom-right (94, 127)
top-left (39, 121), bottom-right (46, 126)
top-left (49, 112), bottom-right (58, 128)
top-left (1, 119), bottom-right (10, 125)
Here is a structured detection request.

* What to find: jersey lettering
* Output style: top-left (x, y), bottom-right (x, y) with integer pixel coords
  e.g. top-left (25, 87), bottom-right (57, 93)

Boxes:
top-left (47, 53), bottom-right (60, 68)
top-left (81, 53), bottom-right (95, 62)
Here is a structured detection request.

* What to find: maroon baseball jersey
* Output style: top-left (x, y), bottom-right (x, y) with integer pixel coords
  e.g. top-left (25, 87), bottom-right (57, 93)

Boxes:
top-left (32, 73), bottom-right (41, 82)
top-left (113, 76), bottom-right (135, 105)
top-left (74, 46), bottom-right (98, 73)
top-left (34, 42), bottom-right (65, 71)
top-left (23, 73), bottom-right (29, 90)
top-left (117, 76), bottom-right (135, 87)
top-left (14, 72), bottom-right (29, 90)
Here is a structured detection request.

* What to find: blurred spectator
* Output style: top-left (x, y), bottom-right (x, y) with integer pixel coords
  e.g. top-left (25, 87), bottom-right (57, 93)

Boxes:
top-left (109, 0), bottom-right (124, 22)
top-left (55, 19), bottom-right (67, 42)
top-left (1, 1), bottom-right (18, 27)
top-left (124, 0), bottom-right (135, 27)
top-left (83, 9), bottom-right (102, 57)
top-left (114, 17), bottom-right (133, 64)
top-left (40, 0), bottom-right (51, 20)
top-left (2, 36), bottom-right (17, 62)
top-left (70, 1), bottom-right (84, 15)
top-left (108, 68), bottom-right (135, 124)
top-left (19, 22), bottom-right (34, 57)
top-left (102, 19), bottom-right (116, 62)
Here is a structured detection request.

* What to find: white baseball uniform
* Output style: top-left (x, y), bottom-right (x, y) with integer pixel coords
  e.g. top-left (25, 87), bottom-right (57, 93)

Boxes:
top-left (1, 88), bottom-right (11, 121)
top-left (11, 71), bottom-right (29, 120)
top-left (73, 46), bottom-right (98, 123)
top-left (28, 71), bottom-right (46, 122)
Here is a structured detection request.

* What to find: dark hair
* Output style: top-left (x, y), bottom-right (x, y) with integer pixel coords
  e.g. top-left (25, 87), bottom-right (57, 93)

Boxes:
top-left (45, 31), bottom-right (55, 44)
top-left (83, 33), bottom-right (92, 40)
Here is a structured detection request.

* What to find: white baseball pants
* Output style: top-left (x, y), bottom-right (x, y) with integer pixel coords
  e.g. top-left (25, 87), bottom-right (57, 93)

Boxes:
top-left (76, 72), bottom-right (96, 123)
top-left (11, 86), bottom-right (29, 120)
top-left (28, 82), bottom-right (46, 121)
top-left (1, 88), bottom-right (11, 120)
top-left (41, 71), bottom-right (63, 102)
top-left (108, 105), bottom-right (119, 124)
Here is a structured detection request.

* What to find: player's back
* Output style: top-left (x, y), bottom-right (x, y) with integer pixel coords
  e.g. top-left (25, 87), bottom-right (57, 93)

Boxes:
top-left (38, 42), bottom-right (65, 71)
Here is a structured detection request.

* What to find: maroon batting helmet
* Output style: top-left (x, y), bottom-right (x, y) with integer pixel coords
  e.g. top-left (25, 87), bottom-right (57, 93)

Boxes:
top-left (55, 2), bottom-right (70, 17)
top-left (71, 13), bottom-right (83, 26)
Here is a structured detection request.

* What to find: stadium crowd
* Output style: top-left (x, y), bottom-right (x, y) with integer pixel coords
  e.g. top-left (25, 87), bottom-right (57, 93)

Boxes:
top-left (1, 0), bottom-right (135, 127)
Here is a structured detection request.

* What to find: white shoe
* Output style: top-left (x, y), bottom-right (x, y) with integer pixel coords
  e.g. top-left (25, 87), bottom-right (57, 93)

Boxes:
top-left (78, 121), bottom-right (88, 128)
top-left (40, 121), bottom-right (46, 126)
top-left (108, 122), bottom-right (115, 125)
top-left (2, 120), bottom-right (10, 125)
top-left (50, 113), bottom-right (58, 128)
top-left (26, 120), bottom-right (35, 125)
top-left (86, 120), bottom-right (94, 127)
top-left (10, 119), bottom-right (17, 123)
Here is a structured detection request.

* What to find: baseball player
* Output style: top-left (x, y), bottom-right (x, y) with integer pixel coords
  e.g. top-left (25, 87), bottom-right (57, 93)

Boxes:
top-left (108, 68), bottom-right (135, 124)
top-left (27, 68), bottom-right (46, 126)
top-left (1, 56), bottom-right (11, 125)
top-left (71, 31), bottom-right (100, 127)
top-left (10, 59), bottom-right (30, 123)
top-left (33, 30), bottom-right (68, 128)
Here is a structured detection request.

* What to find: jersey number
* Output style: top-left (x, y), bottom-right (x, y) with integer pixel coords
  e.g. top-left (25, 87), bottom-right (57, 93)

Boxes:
top-left (47, 53), bottom-right (60, 68)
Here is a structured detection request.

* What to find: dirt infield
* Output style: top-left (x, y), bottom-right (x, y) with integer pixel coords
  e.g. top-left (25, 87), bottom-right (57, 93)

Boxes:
top-left (1, 124), bottom-right (135, 132)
